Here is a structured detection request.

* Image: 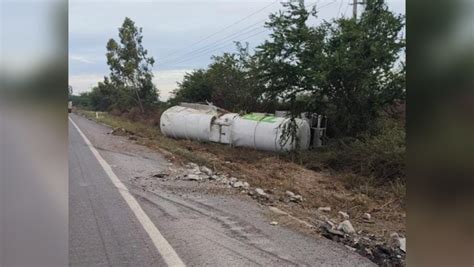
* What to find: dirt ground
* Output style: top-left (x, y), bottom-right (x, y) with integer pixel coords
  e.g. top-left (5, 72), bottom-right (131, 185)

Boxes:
top-left (77, 110), bottom-right (406, 265)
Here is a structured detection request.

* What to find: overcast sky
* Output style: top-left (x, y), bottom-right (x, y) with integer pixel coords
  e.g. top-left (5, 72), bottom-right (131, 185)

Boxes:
top-left (69, 0), bottom-right (405, 100)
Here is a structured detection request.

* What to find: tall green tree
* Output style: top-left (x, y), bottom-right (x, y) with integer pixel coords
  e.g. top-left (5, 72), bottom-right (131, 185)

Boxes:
top-left (207, 52), bottom-right (259, 112)
top-left (254, 0), bottom-right (405, 136)
top-left (171, 69), bottom-right (213, 105)
top-left (105, 17), bottom-right (158, 112)
top-left (254, 1), bottom-right (326, 112)
top-left (322, 0), bottom-right (405, 135)
top-left (170, 51), bottom-right (259, 112)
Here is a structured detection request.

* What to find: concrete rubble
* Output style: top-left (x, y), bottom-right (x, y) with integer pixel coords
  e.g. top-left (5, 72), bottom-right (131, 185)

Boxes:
top-left (255, 188), bottom-right (267, 197)
top-left (318, 207), bottom-right (331, 212)
top-left (317, 214), bottom-right (406, 266)
top-left (144, 160), bottom-right (406, 266)
top-left (362, 213), bottom-right (371, 221)
top-left (390, 232), bottom-right (406, 253)
top-left (200, 166), bottom-right (213, 176)
top-left (285, 190), bottom-right (303, 202)
top-left (338, 220), bottom-right (356, 234)
top-left (338, 211), bottom-right (350, 220)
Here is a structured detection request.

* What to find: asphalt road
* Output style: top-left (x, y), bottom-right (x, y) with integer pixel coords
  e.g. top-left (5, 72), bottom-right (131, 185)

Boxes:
top-left (69, 113), bottom-right (375, 267)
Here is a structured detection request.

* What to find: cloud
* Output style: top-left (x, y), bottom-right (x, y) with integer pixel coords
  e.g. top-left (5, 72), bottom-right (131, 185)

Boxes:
top-left (69, 69), bottom-right (191, 100)
top-left (153, 69), bottom-right (191, 100)
top-left (68, 74), bottom-right (104, 95)
top-left (69, 54), bottom-right (94, 64)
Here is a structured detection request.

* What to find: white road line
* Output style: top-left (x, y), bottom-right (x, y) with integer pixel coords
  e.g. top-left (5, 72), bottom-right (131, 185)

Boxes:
top-left (69, 117), bottom-right (186, 267)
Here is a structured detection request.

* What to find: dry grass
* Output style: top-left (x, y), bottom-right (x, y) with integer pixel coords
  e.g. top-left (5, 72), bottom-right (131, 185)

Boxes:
top-left (77, 110), bottom-right (406, 239)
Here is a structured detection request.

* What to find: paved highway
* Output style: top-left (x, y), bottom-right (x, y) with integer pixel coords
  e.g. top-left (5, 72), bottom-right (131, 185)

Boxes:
top-left (69, 114), bottom-right (374, 266)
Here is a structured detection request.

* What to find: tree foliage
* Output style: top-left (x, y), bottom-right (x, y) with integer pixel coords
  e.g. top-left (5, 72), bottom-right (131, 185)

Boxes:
top-left (86, 17), bottom-right (158, 112)
top-left (170, 52), bottom-right (259, 112)
top-left (170, 0), bottom-right (405, 137)
top-left (254, 0), bottom-right (405, 136)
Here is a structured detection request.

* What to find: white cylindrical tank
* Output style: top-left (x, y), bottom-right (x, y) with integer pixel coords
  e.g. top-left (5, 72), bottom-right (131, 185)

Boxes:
top-left (160, 105), bottom-right (216, 141)
top-left (160, 105), bottom-right (311, 152)
top-left (230, 113), bottom-right (310, 152)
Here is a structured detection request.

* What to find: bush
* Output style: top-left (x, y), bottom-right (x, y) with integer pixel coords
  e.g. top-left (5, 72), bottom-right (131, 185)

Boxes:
top-left (302, 118), bottom-right (405, 184)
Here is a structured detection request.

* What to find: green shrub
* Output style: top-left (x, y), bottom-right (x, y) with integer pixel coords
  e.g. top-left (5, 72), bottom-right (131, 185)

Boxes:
top-left (302, 118), bottom-right (405, 184)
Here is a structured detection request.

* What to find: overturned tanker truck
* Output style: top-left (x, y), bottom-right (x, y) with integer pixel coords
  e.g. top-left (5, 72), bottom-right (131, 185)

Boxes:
top-left (160, 103), bottom-right (325, 152)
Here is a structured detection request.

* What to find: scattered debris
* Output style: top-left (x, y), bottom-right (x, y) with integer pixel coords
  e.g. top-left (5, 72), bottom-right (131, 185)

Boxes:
top-left (128, 135), bottom-right (138, 141)
top-left (131, 159), bottom-right (404, 267)
top-left (285, 190), bottom-right (303, 202)
top-left (187, 162), bottom-right (199, 169)
top-left (338, 220), bottom-right (356, 234)
top-left (110, 127), bottom-right (131, 136)
top-left (269, 206), bottom-right (288, 216)
top-left (389, 232), bottom-right (406, 252)
top-left (338, 211), bottom-right (350, 220)
top-left (200, 166), bottom-right (213, 176)
top-left (232, 181), bottom-right (245, 188)
top-left (255, 188), bottom-right (267, 197)
top-left (286, 191), bottom-right (295, 198)
top-left (292, 194), bottom-right (303, 202)
top-left (363, 213), bottom-right (371, 221)
top-left (184, 174), bottom-right (201, 181)
top-left (318, 207), bottom-right (331, 212)
top-left (329, 228), bottom-right (345, 237)
top-left (399, 238), bottom-right (406, 253)
top-left (324, 220), bottom-right (336, 230)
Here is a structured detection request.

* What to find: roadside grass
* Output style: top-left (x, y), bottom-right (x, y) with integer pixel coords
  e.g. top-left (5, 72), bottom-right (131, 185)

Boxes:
top-left (76, 109), bottom-right (406, 237)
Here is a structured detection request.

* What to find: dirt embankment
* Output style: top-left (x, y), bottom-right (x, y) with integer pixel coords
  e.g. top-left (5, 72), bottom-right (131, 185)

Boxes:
top-left (77, 110), bottom-right (406, 266)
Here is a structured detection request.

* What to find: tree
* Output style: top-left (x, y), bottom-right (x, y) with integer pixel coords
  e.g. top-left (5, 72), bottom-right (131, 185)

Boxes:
top-left (254, 0), bottom-right (405, 137)
top-left (169, 50), bottom-right (260, 112)
top-left (322, 0), bottom-right (405, 135)
top-left (254, 1), bottom-right (326, 113)
top-left (171, 69), bottom-right (213, 105)
top-left (105, 17), bottom-right (158, 112)
top-left (207, 52), bottom-right (259, 112)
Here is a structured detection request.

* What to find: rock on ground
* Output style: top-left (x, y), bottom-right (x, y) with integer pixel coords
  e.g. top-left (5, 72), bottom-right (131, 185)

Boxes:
top-left (338, 220), bottom-right (356, 234)
top-left (233, 181), bottom-right (244, 188)
top-left (286, 191), bottom-right (295, 198)
top-left (200, 166), bottom-right (213, 176)
top-left (318, 207), bottom-right (331, 212)
top-left (338, 211), bottom-right (350, 220)
top-left (269, 207), bottom-right (288, 216)
top-left (255, 188), bottom-right (267, 197)
top-left (363, 213), bottom-right (371, 221)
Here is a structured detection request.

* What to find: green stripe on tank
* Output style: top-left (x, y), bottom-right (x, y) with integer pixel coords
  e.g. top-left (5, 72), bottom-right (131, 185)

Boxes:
top-left (241, 113), bottom-right (278, 123)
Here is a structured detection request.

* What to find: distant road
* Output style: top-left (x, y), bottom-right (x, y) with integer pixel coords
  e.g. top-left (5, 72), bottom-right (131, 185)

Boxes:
top-left (69, 113), bottom-right (374, 266)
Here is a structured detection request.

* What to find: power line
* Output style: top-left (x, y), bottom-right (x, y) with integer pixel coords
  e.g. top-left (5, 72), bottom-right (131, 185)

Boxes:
top-left (337, 0), bottom-right (344, 17)
top-left (159, 20), bottom-right (268, 66)
top-left (343, 0), bottom-right (350, 17)
top-left (161, 29), bottom-right (271, 68)
top-left (160, 0), bottom-right (279, 61)
top-left (159, 0), bottom-right (336, 68)
top-left (159, 1), bottom-right (323, 66)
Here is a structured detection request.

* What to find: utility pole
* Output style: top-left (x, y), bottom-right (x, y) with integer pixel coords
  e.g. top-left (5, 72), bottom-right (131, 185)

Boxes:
top-left (352, 0), bottom-right (358, 19)
top-left (352, 0), bottom-right (364, 20)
